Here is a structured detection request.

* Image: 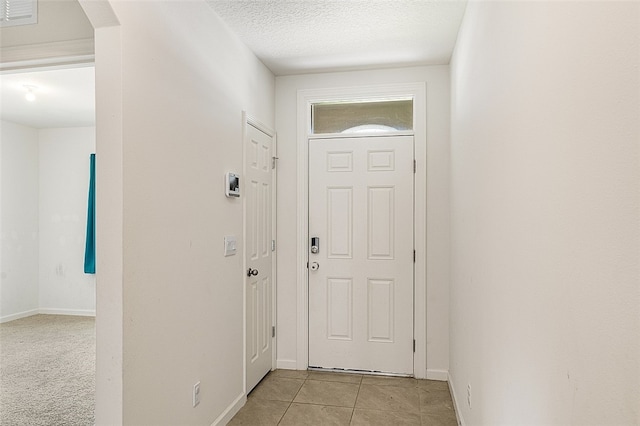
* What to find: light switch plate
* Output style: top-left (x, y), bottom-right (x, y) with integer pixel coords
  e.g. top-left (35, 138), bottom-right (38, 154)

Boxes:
top-left (224, 236), bottom-right (237, 256)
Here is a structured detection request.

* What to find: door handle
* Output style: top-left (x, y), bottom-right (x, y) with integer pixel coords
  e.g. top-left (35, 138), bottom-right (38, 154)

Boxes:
top-left (247, 268), bottom-right (259, 277)
top-left (310, 262), bottom-right (319, 271)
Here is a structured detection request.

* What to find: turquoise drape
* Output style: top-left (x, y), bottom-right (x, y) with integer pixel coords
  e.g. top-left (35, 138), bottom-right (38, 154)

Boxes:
top-left (84, 153), bottom-right (96, 274)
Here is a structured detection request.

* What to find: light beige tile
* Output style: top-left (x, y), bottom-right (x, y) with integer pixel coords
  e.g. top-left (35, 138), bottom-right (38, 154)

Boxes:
top-left (228, 399), bottom-right (289, 425)
top-left (419, 388), bottom-right (454, 411)
top-left (270, 369), bottom-right (309, 380)
top-left (361, 375), bottom-right (418, 387)
top-left (355, 384), bottom-right (420, 413)
top-left (279, 403), bottom-right (352, 426)
top-left (421, 409), bottom-right (459, 426)
top-left (307, 371), bottom-right (363, 384)
top-left (249, 377), bottom-right (304, 402)
top-left (416, 379), bottom-right (450, 392)
top-left (294, 380), bottom-right (360, 407)
top-left (351, 408), bottom-right (421, 425)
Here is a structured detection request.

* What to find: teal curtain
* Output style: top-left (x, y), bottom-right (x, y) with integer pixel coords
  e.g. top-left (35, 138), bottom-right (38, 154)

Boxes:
top-left (84, 154), bottom-right (96, 274)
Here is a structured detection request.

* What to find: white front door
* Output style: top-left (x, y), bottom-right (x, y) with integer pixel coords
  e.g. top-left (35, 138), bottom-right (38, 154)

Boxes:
top-left (308, 135), bottom-right (414, 375)
top-left (245, 123), bottom-right (274, 392)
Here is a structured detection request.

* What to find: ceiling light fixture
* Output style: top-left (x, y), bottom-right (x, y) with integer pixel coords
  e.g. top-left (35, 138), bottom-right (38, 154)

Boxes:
top-left (24, 85), bottom-right (37, 102)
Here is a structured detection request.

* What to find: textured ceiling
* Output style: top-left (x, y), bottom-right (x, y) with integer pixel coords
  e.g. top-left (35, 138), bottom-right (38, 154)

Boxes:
top-left (206, 0), bottom-right (468, 75)
top-left (0, 66), bottom-right (95, 129)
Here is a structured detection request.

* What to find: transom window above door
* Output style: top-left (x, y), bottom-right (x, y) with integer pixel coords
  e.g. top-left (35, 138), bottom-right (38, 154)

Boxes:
top-left (311, 98), bottom-right (413, 135)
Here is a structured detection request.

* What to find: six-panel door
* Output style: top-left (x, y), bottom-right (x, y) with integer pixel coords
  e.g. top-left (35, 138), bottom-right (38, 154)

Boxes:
top-left (308, 135), bottom-right (414, 374)
top-left (245, 124), bottom-right (274, 392)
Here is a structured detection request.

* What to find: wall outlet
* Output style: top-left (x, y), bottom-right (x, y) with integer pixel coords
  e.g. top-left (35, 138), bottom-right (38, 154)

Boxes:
top-left (467, 383), bottom-right (471, 408)
top-left (193, 381), bottom-right (201, 407)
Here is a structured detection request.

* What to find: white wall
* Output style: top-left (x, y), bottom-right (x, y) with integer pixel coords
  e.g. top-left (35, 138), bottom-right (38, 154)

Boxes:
top-left (0, 122), bottom-right (96, 322)
top-left (275, 66), bottom-right (451, 377)
top-left (86, 2), bottom-right (275, 424)
top-left (39, 127), bottom-right (96, 315)
top-left (450, 2), bottom-right (639, 425)
top-left (0, 120), bottom-right (39, 321)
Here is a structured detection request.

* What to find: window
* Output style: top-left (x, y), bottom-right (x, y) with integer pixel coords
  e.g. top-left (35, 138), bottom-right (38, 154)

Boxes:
top-left (311, 99), bottom-right (413, 134)
top-left (1, 0), bottom-right (37, 27)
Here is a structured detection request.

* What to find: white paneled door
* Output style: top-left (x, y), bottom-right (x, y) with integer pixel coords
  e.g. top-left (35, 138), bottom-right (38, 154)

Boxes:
top-left (245, 123), bottom-right (274, 392)
top-left (308, 135), bottom-right (414, 375)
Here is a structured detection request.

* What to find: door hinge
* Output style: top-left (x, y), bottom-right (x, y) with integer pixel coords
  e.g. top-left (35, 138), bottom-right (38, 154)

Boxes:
top-left (272, 326), bottom-right (276, 338)
top-left (413, 160), bottom-right (416, 173)
top-left (271, 240), bottom-right (276, 251)
top-left (413, 339), bottom-right (416, 353)
top-left (272, 156), bottom-right (279, 169)
top-left (413, 250), bottom-right (416, 262)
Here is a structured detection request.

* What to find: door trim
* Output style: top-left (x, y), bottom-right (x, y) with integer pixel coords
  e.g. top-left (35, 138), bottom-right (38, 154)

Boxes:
top-left (295, 83), bottom-right (427, 378)
top-left (242, 112), bottom-right (277, 395)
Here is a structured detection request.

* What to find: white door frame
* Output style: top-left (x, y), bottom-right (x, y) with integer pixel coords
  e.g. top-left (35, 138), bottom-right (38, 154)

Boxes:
top-left (242, 112), bottom-right (278, 395)
top-left (296, 83), bottom-right (427, 378)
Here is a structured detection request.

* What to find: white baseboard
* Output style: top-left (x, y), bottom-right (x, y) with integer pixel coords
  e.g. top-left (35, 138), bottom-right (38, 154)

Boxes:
top-left (0, 309), bottom-right (39, 324)
top-left (426, 369), bottom-right (449, 381)
top-left (38, 308), bottom-right (96, 317)
top-left (211, 392), bottom-right (246, 426)
top-left (1, 308), bottom-right (96, 324)
top-left (448, 372), bottom-right (466, 426)
top-left (276, 359), bottom-right (298, 370)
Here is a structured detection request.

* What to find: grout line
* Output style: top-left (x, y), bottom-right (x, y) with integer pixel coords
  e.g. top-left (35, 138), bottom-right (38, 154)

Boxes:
top-left (277, 373), bottom-right (307, 425)
top-left (267, 371), bottom-right (457, 425)
top-left (348, 376), bottom-right (363, 424)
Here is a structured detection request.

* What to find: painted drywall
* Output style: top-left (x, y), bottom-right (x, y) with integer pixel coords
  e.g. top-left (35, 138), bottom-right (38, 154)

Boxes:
top-left (0, 0), bottom-right (94, 70)
top-left (0, 0), bottom-right (93, 48)
top-left (39, 127), bottom-right (96, 315)
top-left (91, 21), bottom-right (124, 426)
top-left (0, 123), bottom-right (96, 322)
top-left (275, 66), bottom-right (450, 377)
top-left (0, 0), bottom-right (94, 69)
top-left (450, 2), bottom-right (639, 425)
top-left (0, 120), bottom-right (39, 321)
top-left (84, 1), bottom-right (275, 424)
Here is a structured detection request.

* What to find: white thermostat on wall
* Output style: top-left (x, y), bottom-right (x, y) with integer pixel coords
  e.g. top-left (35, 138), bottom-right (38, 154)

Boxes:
top-left (225, 172), bottom-right (240, 198)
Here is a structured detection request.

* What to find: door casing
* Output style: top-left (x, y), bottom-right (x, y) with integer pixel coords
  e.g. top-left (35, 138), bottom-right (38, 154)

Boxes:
top-left (295, 83), bottom-right (427, 378)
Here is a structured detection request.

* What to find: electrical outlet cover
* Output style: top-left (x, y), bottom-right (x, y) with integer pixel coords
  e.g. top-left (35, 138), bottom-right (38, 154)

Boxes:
top-left (193, 382), bottom-right (201, 407)
top-left (224, 236), bottom-right (237, 256)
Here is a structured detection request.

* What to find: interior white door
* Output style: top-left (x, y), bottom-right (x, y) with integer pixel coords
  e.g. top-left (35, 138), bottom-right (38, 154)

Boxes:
top-left (245, 123), bottom-right (274, 392)
top-left (308, 135), bottom-right (414, 375)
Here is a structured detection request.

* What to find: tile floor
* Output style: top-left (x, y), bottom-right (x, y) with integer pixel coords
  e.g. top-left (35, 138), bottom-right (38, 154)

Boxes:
top-left (229, 370), bottom-right (458, 426)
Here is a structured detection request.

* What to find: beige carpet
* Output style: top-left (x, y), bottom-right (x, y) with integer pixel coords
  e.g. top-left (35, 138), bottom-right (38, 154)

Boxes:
top-left (0, 314), bottom-right (95, 426)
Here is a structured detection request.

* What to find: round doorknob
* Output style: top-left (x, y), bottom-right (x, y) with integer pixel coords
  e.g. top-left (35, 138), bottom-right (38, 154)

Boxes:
top-left (247, 268), bottom-right (259, 277)
top-left (310, 262), bottom-right (320, 271)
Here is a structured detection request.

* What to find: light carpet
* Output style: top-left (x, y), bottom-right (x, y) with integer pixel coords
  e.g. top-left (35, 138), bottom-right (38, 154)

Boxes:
top-left (0, 314), bottom-right (95, 426)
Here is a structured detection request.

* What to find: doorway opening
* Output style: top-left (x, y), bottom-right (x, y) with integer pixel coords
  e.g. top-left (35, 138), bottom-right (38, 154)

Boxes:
top-left (0, 63), bottom-right (96, 424)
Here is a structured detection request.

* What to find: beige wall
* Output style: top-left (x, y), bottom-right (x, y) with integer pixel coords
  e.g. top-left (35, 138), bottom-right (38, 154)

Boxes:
top-left (450, 2), bottom-right (640, 424)
top-left (1, 0), bottom-right (93, 66)
top-left (39, 127), bottom-right (96, 315)
top-left (0, 0), bottom-right (92, 48)
top-left (0, 120), bottom-right (40, 321)
top-left (0, 123), bottom-right (96, 322)
top-left (85, 1), bottom-right (275, 424)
